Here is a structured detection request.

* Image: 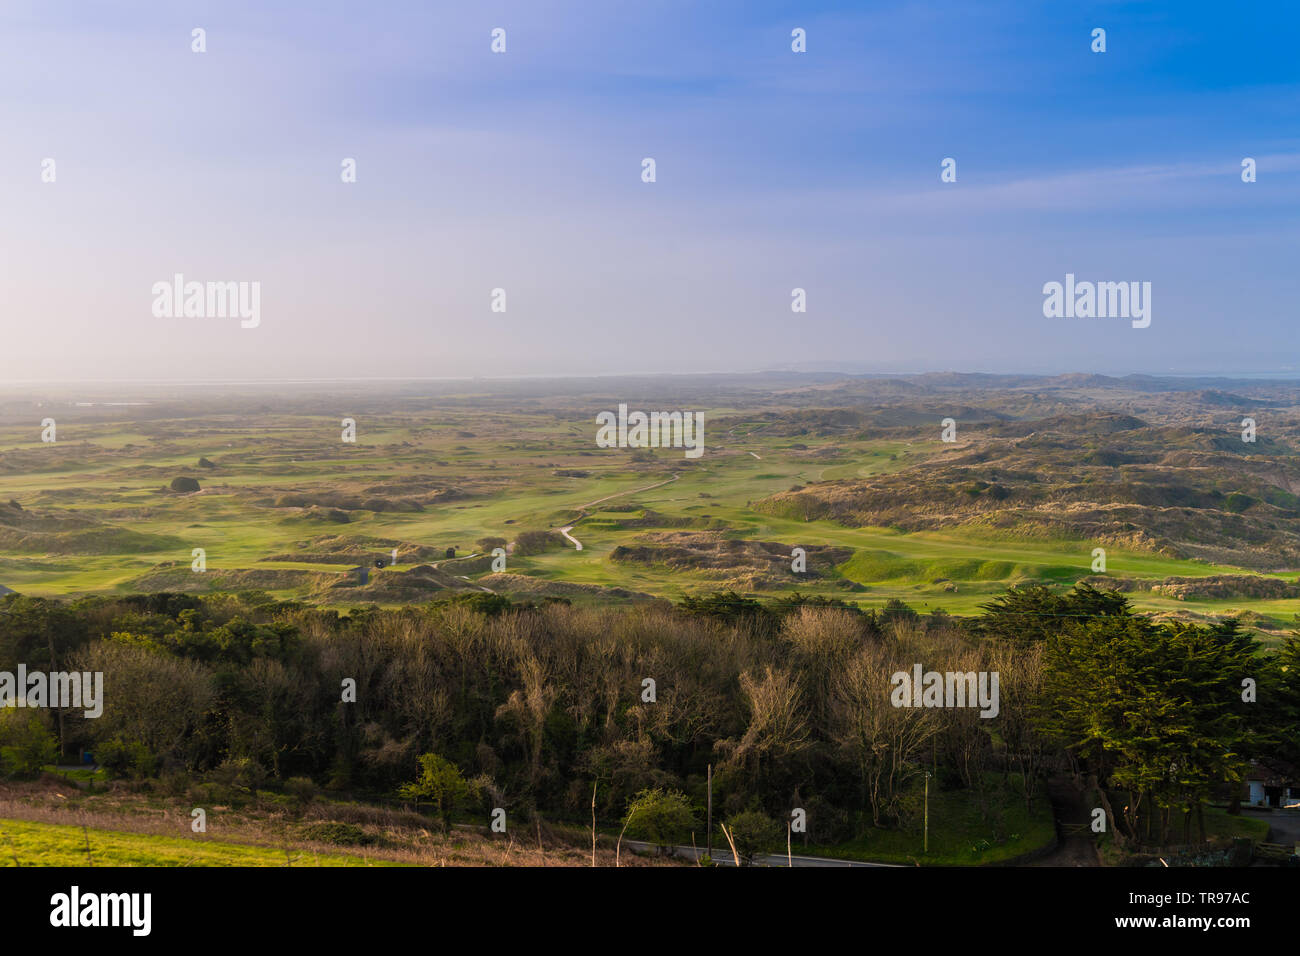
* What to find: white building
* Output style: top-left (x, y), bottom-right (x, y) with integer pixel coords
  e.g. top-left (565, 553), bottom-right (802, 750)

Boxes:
top-left (1245, 762), bottom-right (1300, 808)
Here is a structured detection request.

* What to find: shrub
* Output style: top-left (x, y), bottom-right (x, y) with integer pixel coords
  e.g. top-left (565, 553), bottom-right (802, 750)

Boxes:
top-left (257, 791), bottom-right (300, 813)
top-left (284, 776), bottom-right (318, 804)
top-left (94, 736), bottom-right (157, 780)
top-left (300, 822), bottom-right (375, 846)
top-left (159, 770), bottom-right (191, 797)
top-left (209, 756), bottom-right (267, 791)
top-left (431, 591), bottom-right (514, 617)
top-left (724, 810), bottom-right (782, 865)
top-left (188, 781), bottom-right (246, 807)
top-left (1224, 492), bottom-right (1254, 513)
top-left (512, 530), bottom-right (563, 556)
top-left (169, 476), bottom-right (201, 493)
top-left (623, 788), bottom-right (696, 854)
top-left (397, 753), bottom-right (471, 826)
top-left (0, 708), bottom-right (57, 778)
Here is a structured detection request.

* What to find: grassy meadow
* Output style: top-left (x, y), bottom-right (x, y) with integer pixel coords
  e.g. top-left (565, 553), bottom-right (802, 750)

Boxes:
top-left (0, 817), bottom-right (399, 867)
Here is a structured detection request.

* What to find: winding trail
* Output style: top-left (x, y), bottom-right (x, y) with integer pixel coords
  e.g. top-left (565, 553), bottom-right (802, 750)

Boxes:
top-left (574, 473), bottom-right (679, 511)
top-left (553, 473), bottom-right (680, 550)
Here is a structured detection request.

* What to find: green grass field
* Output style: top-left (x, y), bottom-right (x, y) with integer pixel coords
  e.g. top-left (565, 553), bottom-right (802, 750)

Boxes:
top-left (0, 817), bottom-right (402, 867)
top-left (798, 775), bottom-right (1056, 866)
top-left (1201, 807), bottom-right (1270, 843)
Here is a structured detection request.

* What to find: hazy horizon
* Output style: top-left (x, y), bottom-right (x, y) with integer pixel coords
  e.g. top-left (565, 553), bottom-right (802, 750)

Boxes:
top-left (6, 368), bottom-right (1300, 398)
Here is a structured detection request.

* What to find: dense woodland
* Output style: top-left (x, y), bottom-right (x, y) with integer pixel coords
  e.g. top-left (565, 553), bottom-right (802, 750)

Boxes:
top-left (1, 585), bottom-right (1297, 848)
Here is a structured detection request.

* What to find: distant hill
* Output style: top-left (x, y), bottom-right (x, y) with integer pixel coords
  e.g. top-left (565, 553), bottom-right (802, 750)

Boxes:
top-left (756, 413), bottom-right (1300, 569)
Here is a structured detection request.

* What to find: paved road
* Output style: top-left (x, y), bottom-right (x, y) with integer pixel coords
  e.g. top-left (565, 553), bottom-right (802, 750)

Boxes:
top-left (1030, 775), bottom-right (1100, 866)
top-left (1244, 807), bottom-right (1300, 846)
top-left (623, 840), bottom-right (899, 868)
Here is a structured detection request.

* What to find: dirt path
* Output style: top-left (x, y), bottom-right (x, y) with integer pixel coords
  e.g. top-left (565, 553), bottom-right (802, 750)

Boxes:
top-left (1029, 775), bottom-right (1101, 866)
top-left (574, 473), bottom-right (679, 511)
top-left (552, 474), bottom-right (680, 549)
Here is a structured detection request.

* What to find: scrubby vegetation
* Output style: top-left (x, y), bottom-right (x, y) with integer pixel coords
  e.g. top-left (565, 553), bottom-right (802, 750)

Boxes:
top-left (2, 583), bottom-right (1295, 862)
top-left (756, 411), bottom-right (1300, 570)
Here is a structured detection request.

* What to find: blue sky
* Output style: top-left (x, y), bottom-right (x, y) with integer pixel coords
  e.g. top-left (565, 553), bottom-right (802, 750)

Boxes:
top-left (1, 0), bottom-right (1297, 381)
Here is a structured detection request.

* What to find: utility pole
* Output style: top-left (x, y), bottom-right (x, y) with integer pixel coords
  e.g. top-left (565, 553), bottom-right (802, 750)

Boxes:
top-left (924, 771), bottom-right (931, 855)
top-left (47, 631), bottom-right (64, 760)
top-left (706, 763), bottom-right (713, 860)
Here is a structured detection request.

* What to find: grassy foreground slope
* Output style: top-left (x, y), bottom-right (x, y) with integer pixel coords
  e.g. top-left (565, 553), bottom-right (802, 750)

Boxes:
top-left (0, 817), bottom-right (400, 867)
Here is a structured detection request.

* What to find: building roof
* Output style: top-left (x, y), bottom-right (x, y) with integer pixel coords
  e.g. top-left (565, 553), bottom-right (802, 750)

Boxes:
top-left (1247, 758), bottom-right (1299, 783)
